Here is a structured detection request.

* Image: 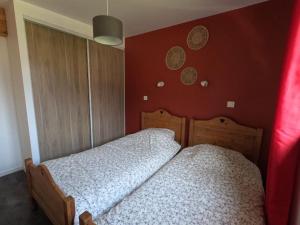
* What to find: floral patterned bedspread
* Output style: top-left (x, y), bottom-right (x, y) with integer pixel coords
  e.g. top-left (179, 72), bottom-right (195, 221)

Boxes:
top-left (43, 128), bottom-right (181, 225)
top-left (95, 144), bottom-right (265, 225)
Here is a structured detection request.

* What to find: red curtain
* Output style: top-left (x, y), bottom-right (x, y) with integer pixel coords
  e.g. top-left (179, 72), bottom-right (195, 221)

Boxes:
top-left (266, 0), bottom-right (300, 224)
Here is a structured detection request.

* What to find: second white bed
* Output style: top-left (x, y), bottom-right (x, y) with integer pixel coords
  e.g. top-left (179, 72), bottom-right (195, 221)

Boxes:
top-left (93, 144), bottom-right (265, 225)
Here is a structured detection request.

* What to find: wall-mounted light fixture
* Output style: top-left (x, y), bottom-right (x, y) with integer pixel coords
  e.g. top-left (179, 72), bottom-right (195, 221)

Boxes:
top-left (157, 81), bottom-right (165, 88)
top-left (200, 80), bottom-right (209, 87)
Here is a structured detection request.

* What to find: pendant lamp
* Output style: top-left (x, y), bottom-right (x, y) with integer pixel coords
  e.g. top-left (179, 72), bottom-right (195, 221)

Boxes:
top-left (93, 0), bottom-right (123, 46)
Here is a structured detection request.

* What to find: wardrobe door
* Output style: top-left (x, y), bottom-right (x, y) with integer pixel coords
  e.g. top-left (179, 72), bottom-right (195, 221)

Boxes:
top-left (89, 41), bottom-right (124, 146)
top-left (26, 21), bottom-right (91, 161)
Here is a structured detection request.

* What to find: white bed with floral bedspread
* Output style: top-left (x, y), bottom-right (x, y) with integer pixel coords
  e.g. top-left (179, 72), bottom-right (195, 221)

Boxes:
top-left (94, 144), bottom-right (265, 225)
top-left (42, 128), bottom-right (181, 225)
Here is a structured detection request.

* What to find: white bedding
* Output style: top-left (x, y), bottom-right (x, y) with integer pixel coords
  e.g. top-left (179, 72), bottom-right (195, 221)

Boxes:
top-left (43, 128), bottom-right (181, 225)
top-left (95, 144), bottom-right (265, 225)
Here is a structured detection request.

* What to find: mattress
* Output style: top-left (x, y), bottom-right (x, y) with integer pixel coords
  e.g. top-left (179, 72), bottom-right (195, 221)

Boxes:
top-left (43, 128), bottom-right (181, 225)
top-left (95, 144), bottom-right (265, 225)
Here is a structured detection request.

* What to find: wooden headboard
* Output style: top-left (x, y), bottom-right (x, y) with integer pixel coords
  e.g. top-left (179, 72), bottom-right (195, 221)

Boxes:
top-left (188, 117), bottom-right (263, 164)
top-left (141, 109), bottom-right (186, 146)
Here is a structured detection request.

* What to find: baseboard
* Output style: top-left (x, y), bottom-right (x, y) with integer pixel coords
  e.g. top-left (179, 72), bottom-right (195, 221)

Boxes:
top-left (0, 166), bottom-right (23, 177)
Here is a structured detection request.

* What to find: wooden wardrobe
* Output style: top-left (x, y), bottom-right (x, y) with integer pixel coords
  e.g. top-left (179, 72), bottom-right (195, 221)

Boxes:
top-left (89, 41), bottom-right (124, 147)
top-left (26, 21), bottom-right (124, 161)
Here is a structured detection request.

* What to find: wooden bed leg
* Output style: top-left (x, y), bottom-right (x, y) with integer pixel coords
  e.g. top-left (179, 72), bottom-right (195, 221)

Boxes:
top-left (25, 159), bottom-right (33, 193)
top-left (65, 196), bottom-right (75, 225)
top-left (25, 158), bottom-right (37, 210)
top-left (79, 211), bottom-right (96, 225)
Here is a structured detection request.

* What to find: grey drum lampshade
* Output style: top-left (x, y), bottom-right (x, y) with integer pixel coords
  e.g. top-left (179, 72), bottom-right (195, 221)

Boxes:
top-left (93, 15), bottom-right (123, 46)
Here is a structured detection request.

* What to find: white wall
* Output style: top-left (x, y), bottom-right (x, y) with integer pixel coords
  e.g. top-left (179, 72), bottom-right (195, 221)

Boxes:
top-left (5, 0), bottom-right (33, 165)
top-left (0, 36), bottom-right (23, 177)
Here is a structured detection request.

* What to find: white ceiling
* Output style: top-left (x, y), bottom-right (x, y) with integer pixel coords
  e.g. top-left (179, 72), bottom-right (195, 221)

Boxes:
top-left (20, 0), bottom-right (266, 37)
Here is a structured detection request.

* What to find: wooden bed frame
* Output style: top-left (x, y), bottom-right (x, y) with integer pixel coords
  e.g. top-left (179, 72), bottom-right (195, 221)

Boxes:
top-left (189, 117), bottom-right (263, 164)
top-left (25, 109), bottom-right (186, 225)
top-left (79, 212), bottom-right (96, 225)
top-left (25, 159), bottom-right (75, 225)
top-left (78, 116), bottom-right (264, 225)
top-left (141, 109), bottom-right (186, 146)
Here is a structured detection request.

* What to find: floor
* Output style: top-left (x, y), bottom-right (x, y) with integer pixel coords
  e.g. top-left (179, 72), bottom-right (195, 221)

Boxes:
top-left (0, 171), bottom-right (51, 225)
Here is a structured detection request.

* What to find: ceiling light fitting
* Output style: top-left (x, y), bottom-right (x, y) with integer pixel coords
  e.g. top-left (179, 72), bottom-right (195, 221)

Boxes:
top-left (93, 0), bottom-right (123, 46)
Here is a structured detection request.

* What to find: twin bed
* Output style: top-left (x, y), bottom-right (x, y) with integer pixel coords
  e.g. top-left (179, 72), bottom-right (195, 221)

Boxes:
top-left (25, 109), bottom-right (264, 225)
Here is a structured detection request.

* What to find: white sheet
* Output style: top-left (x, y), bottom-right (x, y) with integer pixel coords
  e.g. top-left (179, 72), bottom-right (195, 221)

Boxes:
top-left (43, 128), bottom-right (181, 225)
top-left (95, 144), bottom-right (265, 225)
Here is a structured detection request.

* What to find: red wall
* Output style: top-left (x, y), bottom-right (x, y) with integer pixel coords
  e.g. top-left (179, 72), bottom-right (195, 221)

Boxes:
top-left (125, 0), bottom-right (293, 177)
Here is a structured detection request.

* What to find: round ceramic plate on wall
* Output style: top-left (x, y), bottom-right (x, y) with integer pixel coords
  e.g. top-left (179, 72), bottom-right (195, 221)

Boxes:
top-left (165, 46), bottom-right (186, 70)
top-left (181, 67), bottom-right (198, 85)
top-left (187, 25), bottom-right (209, 50)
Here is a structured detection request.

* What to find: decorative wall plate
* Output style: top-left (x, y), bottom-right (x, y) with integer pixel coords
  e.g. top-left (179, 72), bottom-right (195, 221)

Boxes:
top-left (181, 67), bottom-right (198, 85)
top-left (165, 46), bottom-right (186, 70)
top-left (187, 25), bottom-right (209, 50)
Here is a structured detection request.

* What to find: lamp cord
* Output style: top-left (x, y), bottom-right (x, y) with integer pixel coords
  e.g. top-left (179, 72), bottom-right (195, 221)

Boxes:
top-left (106, 0), bottom-right (109, 16)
